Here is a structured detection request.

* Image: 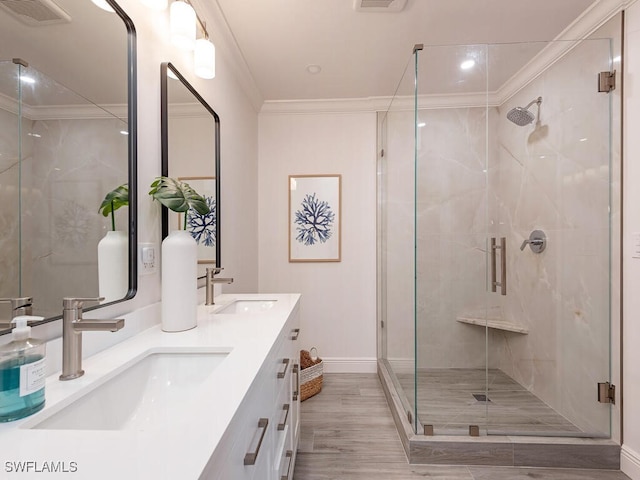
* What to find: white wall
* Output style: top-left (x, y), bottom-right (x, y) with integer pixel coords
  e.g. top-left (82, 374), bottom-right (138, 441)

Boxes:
top-left (622, 4), bottom-right (640, 478)
top-left (258, 111), bottom-right (377, 372)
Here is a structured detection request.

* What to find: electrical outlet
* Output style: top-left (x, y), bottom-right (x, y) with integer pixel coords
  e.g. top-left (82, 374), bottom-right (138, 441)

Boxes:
top-left (139, 243), bottom-right (157, 275)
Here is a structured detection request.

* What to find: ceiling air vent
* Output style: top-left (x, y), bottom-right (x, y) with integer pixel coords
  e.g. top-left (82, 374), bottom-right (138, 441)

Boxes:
top-left (0, 0), bottom-right (71, 26)
top-left (353, 0), bottom-right (407, 12)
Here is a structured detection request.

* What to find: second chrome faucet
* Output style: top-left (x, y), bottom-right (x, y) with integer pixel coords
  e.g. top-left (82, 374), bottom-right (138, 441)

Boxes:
top-left (59, 297), bottom-right (124, 381)
top-left (205, 268), bottom-right (234, 306)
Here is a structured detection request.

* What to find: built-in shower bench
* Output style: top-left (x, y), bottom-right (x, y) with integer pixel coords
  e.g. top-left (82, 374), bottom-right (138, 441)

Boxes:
top-left (456, 313), bottom-right (529, 334)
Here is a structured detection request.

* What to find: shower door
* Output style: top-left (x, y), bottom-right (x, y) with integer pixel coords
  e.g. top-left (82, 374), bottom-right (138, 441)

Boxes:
top-left (413, 37), bottom-right (616, 437)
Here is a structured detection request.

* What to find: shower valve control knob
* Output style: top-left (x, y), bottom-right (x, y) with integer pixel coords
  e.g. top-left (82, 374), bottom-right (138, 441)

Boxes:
top-left (520, 230), bottom-right (546, 254)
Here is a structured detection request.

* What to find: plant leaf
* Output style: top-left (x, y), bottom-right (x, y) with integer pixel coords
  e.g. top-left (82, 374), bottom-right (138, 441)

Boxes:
top-left (98, 184), bottom-right (129, 217)
top-left (149, 177), bottom-right (210, 215)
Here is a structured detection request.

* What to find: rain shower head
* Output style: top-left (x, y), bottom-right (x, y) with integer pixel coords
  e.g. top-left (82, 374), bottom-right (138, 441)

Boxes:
top-left (506, 96), bottom-right (542, 126)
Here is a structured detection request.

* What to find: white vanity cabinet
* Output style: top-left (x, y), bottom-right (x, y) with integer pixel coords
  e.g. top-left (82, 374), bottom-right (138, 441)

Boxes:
top-left (204, 304), bottom-right (301, 480)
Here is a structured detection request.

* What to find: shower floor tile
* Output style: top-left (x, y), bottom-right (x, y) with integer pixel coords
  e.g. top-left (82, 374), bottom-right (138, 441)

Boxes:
top-left (397, 368), bottom-right (582, 435)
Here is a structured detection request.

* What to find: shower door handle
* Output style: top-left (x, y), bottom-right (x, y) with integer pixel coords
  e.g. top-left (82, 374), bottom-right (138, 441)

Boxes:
top-left (490, 237), bottom-right (506, 296)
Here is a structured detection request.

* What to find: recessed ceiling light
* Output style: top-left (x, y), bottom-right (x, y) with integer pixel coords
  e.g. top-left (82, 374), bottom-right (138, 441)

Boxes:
top-left (306, 64), bottom-right (322, 75)
top-left (20, 75), bottom-right (35, 84)
top-left (460, 59), bottom-right (475, 70)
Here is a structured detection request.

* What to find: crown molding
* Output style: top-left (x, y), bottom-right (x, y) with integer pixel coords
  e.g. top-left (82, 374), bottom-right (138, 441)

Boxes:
top-left (496, 0), bottom-right (630, 104)
top-left (0, 93), bottom-right (126, 121)
top-left (260, 0), bottom-right (629, 114)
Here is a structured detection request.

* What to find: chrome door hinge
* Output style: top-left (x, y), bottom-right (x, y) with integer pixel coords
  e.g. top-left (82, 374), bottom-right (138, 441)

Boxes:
top-left (598, 382), bottom-right (615, 404)
top-left (380, 148), bottom-right (385, 157)
top-left (598, 71), bottom-right (616, 93)
top-left (381, 320), bottom-right (385, 329)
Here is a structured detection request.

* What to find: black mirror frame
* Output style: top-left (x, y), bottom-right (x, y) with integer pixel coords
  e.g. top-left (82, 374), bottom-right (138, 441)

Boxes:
top-left (160, 62), bottom-right (221, 269)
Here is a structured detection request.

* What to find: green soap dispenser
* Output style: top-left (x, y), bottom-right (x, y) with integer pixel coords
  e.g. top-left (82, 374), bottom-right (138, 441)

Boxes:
top-left (0, 315), bottom-right (46, 422)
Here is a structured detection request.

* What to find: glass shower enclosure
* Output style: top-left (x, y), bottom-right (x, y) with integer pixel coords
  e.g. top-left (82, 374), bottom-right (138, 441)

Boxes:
top-left (378, 32), bottom-right (619, 439)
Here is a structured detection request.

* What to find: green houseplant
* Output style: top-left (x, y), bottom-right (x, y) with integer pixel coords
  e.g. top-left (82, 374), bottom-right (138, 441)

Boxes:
top-left (98, 183), bottom-right (129, 231)
top-left (149, 176), bottom-right (210, 332)
top-left (149, 176), bottom-right (209, 229)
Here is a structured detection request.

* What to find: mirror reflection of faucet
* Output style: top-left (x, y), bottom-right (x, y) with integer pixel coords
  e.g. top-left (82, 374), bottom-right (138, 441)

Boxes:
top-left (205, 268), bottom-right (234, 306)
top-left (520, 230), bottom-right (546, 254)
top-left (0, 297), bottom-right (35, 329)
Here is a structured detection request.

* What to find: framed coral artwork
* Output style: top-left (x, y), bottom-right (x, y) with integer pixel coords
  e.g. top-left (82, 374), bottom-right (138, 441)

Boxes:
top-left (288, 174), bottom-right (341, 262)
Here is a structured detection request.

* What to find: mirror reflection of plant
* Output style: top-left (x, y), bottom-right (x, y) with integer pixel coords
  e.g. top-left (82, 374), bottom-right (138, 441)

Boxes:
top-left (149, 176), bottom-right (210, 230)
top-left (99, 183), bottom-right (129, 231)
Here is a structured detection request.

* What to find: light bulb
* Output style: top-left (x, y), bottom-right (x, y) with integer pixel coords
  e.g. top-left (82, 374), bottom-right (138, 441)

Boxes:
top-left (194, 38), bottom-right (215, 79)
top-left (170, 1), bottom-right (196, 51)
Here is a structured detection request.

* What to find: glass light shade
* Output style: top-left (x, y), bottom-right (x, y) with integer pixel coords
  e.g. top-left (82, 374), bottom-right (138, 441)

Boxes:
top-left (170, 1), bottom-right (196, 51)
top-left (91, 0), bottom-right (115, 12)
top-left (194, 38), bottom-right (216, 79)
top-left (141, 0), bottom-right (168, 9)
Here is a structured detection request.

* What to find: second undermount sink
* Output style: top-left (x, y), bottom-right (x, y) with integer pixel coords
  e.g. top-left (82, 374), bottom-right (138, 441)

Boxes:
top-left (216, 299), bottom-right (277, 314)
top-left (27, 350), bottom-right (229, 431)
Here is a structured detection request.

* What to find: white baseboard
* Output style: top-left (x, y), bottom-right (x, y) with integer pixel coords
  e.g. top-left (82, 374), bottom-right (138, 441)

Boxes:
top-left (321, 357), bottom-right (377, 373)
top-left (622, 445), bottom-right (640, 479)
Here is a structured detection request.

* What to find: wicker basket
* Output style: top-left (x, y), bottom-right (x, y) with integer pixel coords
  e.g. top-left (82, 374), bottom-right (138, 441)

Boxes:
top-left (300, 347), bottom-right (323, 401)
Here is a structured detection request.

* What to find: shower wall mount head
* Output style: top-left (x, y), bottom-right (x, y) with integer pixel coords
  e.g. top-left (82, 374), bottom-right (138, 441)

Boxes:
top-left (506, 96), bottom-right (543, 126)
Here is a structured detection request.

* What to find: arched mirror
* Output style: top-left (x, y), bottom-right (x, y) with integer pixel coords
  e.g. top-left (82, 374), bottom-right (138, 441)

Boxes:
top-left (0, 0), bottom-right (137, 330)
top-left (161, 62), bottom-right (220, 276)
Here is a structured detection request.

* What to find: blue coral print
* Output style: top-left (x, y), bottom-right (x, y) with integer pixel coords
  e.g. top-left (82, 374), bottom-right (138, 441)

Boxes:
top-left (187, 195), bottom-right (216, 247)
top-left (294, 192), bottom-right (335, 246)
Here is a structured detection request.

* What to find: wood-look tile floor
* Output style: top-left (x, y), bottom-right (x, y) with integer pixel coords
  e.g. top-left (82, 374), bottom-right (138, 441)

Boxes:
top-left (293, 373), bottom-right (630, 480)
top-left (397, 369), bottom-right (581, 434)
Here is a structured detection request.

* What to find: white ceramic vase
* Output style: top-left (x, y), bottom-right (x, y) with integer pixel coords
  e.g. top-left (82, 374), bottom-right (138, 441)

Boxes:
top-left (161, 230), bottom-right (197, 332)
top-left (97, 230), bottom-right (128, 303)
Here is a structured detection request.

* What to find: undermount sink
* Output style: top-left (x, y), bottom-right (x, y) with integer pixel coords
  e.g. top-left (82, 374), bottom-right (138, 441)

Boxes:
top-left (216, 299), bottom-right (277, 314)
top-left (28, 350), bottom-right (229, 431)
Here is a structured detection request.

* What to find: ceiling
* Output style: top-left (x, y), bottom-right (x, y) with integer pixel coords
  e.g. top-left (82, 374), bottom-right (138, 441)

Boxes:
top-left (213, 0), bottom-right (598, 102)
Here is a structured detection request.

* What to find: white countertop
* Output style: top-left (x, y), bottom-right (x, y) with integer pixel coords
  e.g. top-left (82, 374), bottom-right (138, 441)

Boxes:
top-left (0, 293), bottom-right (301, 479)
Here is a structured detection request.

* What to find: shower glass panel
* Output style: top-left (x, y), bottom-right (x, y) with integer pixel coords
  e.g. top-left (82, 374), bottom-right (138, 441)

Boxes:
top-left (414, 43), bottom-right (491, 435)
top-left (380, 35), bottom-right (614, 438)
top-left (378, 53), bottom-right (419, 431)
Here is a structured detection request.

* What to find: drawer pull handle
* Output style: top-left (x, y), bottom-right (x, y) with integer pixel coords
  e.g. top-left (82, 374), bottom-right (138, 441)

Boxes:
top-left (278, 403), bottom-right (290, 430)
top-left (291, 328), bottom-right (300, 340)
top-left (244, 418), bottom-right (269, 466)
top-left (281, 450), bottom-right (293, 480)
top-left (293, 363), bottom-right (299, 401)
top-left (277, 358), bottom-right (290, 379)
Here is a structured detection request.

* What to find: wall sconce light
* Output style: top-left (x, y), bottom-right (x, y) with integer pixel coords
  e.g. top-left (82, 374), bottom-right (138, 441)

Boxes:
top-left (170, 0), bottom-right (196, 50)
top-left (141, 0), bottom-right (168, 9)
top-left (194, 37), bottom-right (215, 79)
top-left (152, 0), bottom-right (215, 79)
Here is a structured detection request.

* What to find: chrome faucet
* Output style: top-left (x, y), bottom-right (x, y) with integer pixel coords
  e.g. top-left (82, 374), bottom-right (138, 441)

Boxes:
top-left (0, 297), bottom-right (34, 328)
top-left (59, 297), bottom-right (125, 381)
top-left (205, 268), bottom-right (234, 306)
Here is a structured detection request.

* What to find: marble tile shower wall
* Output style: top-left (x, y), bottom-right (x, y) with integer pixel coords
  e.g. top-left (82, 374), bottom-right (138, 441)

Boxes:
top-left (0, 117), bottom-right (128, 318)
top-left (416, 107), bottom-right (496, 369)
top-left (492, 37), bottom-right (613, 435)
top-left (0, 109), bottom-right (21, 301)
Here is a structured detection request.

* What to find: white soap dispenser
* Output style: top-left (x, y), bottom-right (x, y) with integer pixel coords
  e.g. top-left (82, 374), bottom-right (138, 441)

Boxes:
top-left (0, 315), bottom-right (46, 422)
